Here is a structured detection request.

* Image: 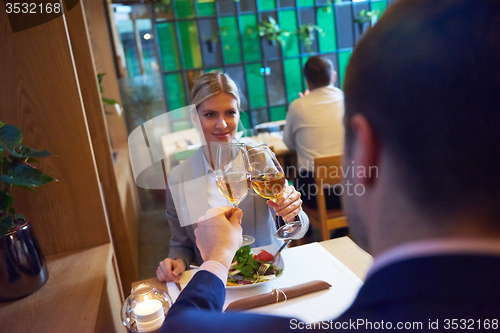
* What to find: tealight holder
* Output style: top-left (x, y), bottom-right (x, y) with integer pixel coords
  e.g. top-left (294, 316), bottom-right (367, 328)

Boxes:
top-left (121, 283), bottom-right (172, 333)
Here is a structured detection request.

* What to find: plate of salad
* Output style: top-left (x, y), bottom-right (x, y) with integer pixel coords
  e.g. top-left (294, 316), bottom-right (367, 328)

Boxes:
top-left (226, 244), bottom-right (284, 289)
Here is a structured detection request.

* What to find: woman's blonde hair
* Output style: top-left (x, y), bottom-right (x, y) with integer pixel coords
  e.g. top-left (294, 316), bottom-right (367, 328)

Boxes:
top-left (190, 71), bottom-right (241, 110)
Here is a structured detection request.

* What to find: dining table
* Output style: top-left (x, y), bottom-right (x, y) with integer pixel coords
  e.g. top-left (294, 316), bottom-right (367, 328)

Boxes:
top-left (132, 236), bottom-right (373, 326)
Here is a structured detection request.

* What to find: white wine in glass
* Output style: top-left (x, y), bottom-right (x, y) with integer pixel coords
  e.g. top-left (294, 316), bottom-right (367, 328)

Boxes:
top-left (215, 143), bottom-right (255, 246)
top-left (251, 171), bottom-right (286, 202)
top-left (215, 172), bottom-right (251, 207)
top-left (247, 144), bottom-right (307, 240)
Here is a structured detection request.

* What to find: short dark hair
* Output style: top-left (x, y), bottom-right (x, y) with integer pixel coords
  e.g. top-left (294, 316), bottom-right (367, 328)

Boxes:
top-left (303, 56), bottom-right (333, 89)
top-left (344, 0), bottom-right (500, 220)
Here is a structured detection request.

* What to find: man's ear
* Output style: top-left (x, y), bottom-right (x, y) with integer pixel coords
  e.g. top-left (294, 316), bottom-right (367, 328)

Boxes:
top-left (349, 114), bottom-right (380, 185)
top-left (332, 70), bottom-right (337, 85)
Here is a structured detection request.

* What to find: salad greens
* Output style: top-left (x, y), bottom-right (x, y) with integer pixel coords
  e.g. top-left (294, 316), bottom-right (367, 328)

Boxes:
top-left (232, 246), bottom-right (259, 277)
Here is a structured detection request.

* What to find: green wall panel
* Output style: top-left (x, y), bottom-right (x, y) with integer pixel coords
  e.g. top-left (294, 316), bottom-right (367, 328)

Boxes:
top-left (270, 106), bottom-right (287, 121)
top-left (157, 23), bottom-right (180, 71)
top-left (297, 0), bottom-right (314, 7)
top-left (317, 8), bottom-right (337, 53)
top-left (197, 2), bottom-right (215, 16)
top-left (284, 58), bottom-right (303, 103)
top-left (178, 21), bottom-right (202, 69)
top-left (371, 1), bottom-right (388, 17)
top-left (338, 50), bottom-right (352, 89)
top-left (207, 67), bottom-right (224, 72)
top-left (239, 111), bottom-right (251, 132)
top-left (175, 0), bottom-right (194, 18)
top-left (259, 0), bottom-right (276, 11)
top-left (246, 63), bottom-right (266, 108)
top-left (240, 14), bottom-right (261, 62)
top-left (220, 17), bottom-right (242, 64)
top-left (165, 74), bottom-right (187, 112)
top-left (280, 10), bottom-right (299, 57)
top-left (301, 56), bottom-right (308, 90)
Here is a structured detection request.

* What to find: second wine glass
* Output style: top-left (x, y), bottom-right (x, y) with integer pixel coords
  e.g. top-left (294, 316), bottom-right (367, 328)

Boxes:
top-left (247, 144), bottom-right (307, 240)
top-left (215, 143), bottom-right (255, 246)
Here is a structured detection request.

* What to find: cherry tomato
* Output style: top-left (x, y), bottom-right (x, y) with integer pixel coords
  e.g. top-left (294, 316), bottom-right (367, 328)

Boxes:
top-left (254, 250), bottom-right (273, 262)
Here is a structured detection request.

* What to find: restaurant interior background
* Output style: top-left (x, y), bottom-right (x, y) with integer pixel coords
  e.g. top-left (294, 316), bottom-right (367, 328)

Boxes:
top-left (0, 0), bottom-right (389, 330)
top-left (111, 0), bottom-right (390, 279)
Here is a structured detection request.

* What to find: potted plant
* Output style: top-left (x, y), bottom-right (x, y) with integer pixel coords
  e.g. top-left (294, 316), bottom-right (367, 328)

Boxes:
top-left (98, 73), bottom-right (119, 115)
top-left (323, 0), bottom-right (342, 14)
top-left (258, 16), bottom-right (289, 47)
top-left (0, 121), bottom-right (56, 301)
top-left (297, 24), bottom-right (325, 52)
top-left (354, 9), bottom-right (379, 35)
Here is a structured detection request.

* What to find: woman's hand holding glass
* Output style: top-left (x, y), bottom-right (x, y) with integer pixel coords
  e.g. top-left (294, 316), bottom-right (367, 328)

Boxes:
top-left (266, 184), bottom-right (303, 222)
top-left (247, 144), bottom-right (309, 240)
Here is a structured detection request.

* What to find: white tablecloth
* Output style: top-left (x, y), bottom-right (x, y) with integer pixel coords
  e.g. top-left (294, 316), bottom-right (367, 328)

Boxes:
top-left (168, 242), bottom-right (363, 324)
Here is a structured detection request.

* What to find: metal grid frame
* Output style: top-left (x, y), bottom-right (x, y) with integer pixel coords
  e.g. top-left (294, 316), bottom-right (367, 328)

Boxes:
top-left (117, 0), bottom-right (389, 130)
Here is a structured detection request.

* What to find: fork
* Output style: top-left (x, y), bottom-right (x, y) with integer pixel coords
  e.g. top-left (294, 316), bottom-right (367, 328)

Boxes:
top-left (257, 263), bottom-right (271, 276)
top-left (253, 263), bottom-right (271, 284)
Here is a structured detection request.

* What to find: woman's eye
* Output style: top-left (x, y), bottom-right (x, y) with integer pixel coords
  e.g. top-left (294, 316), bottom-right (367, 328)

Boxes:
top-left (204, 112), bottom-right (214, 118)
top-left (227, 111), bottom-right (237, 116)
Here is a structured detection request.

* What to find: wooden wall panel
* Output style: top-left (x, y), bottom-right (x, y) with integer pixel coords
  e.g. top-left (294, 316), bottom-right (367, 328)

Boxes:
top-left (0, 4), bottom-right (109, 254)
top-left (64, 2), bottom-right (139, 292)
top-left (83, 0), bottom-right (128, 151)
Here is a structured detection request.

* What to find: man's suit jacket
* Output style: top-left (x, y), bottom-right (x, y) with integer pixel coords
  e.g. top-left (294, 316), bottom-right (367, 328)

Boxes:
top-left (160, 254), bottom-right (500, 332)
top-left (166, 147), bottom-right (308, 267)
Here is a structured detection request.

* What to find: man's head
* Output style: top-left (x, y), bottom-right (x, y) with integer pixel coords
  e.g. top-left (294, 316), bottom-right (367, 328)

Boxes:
top-left (342, 0), bottom-right (500, 252)
top-left (303, 56), bottom-right (335, 89)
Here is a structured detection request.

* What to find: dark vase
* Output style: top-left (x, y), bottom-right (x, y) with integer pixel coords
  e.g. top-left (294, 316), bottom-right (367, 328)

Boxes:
top-left (0, 221), bottom-right (49, 301)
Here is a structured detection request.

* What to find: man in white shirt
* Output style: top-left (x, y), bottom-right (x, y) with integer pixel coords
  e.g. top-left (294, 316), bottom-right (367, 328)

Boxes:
top-left (283, 56), bottom-right (344, 210)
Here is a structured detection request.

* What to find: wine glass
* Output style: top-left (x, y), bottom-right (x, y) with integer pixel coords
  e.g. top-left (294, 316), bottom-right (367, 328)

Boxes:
top-left (247, 144), bottom-right (307, 240)
top-left (215, 143), bottom-right (255, 246)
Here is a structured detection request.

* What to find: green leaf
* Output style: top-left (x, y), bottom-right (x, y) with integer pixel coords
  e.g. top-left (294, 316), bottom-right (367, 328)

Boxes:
top-left (15, 146), bottom-right (55, 158)
top-left (102, 97), bottom-right (118, 106)
top-left (14, 213), bottom-right (25, 220)
top-left (97, 73), bottom-right (105, 84)
top-left (0, 121), bottom-right (4, 128)
top-left (1, 163), bottom-right (56, 187)
top-left (0, 125), bottom-right (23, 153)
top-left (0, 191), bottom-right (13, 211)
top-left (0, 216), bottom-right (13, 237)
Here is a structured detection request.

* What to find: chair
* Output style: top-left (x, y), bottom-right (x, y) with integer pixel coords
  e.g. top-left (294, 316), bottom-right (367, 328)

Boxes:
top-left (302, 154), bottom-right (348, 241)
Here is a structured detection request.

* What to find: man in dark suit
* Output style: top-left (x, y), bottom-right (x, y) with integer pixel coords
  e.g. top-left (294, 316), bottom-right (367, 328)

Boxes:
top-left (160, 0), bottom-right (500, 331)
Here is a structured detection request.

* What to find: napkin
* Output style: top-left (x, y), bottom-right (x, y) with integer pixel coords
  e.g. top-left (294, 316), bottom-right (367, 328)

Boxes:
top-left (225, 280), bottom-right (331, 311)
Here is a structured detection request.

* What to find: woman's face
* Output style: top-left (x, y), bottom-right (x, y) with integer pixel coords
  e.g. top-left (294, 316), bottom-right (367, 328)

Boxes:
top-left (195, 92), bottom-right (240, 143)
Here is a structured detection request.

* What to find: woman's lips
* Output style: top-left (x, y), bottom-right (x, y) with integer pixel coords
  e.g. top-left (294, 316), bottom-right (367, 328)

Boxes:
top-left (213, 133), bottom-right (230, 140)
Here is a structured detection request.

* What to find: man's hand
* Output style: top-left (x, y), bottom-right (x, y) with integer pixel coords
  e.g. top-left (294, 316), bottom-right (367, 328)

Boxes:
top-left (156, 258), bottom-right (186, 283)
top-left (267, 185), bottom-right (303, 221)
top-left (194, 207), bottom-right (243, 269)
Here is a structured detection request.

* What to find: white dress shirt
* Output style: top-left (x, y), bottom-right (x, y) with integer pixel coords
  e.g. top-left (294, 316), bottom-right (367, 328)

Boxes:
top-left (283, 85), bottom-right (344, 171)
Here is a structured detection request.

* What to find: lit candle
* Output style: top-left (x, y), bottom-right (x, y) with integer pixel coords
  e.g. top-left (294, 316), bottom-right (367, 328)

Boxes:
top-left (134, 299), bottom-right (165, 332)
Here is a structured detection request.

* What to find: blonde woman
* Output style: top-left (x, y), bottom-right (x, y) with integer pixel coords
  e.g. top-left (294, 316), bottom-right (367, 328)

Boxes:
top-left (157, 71), bottom-right (308, 283)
